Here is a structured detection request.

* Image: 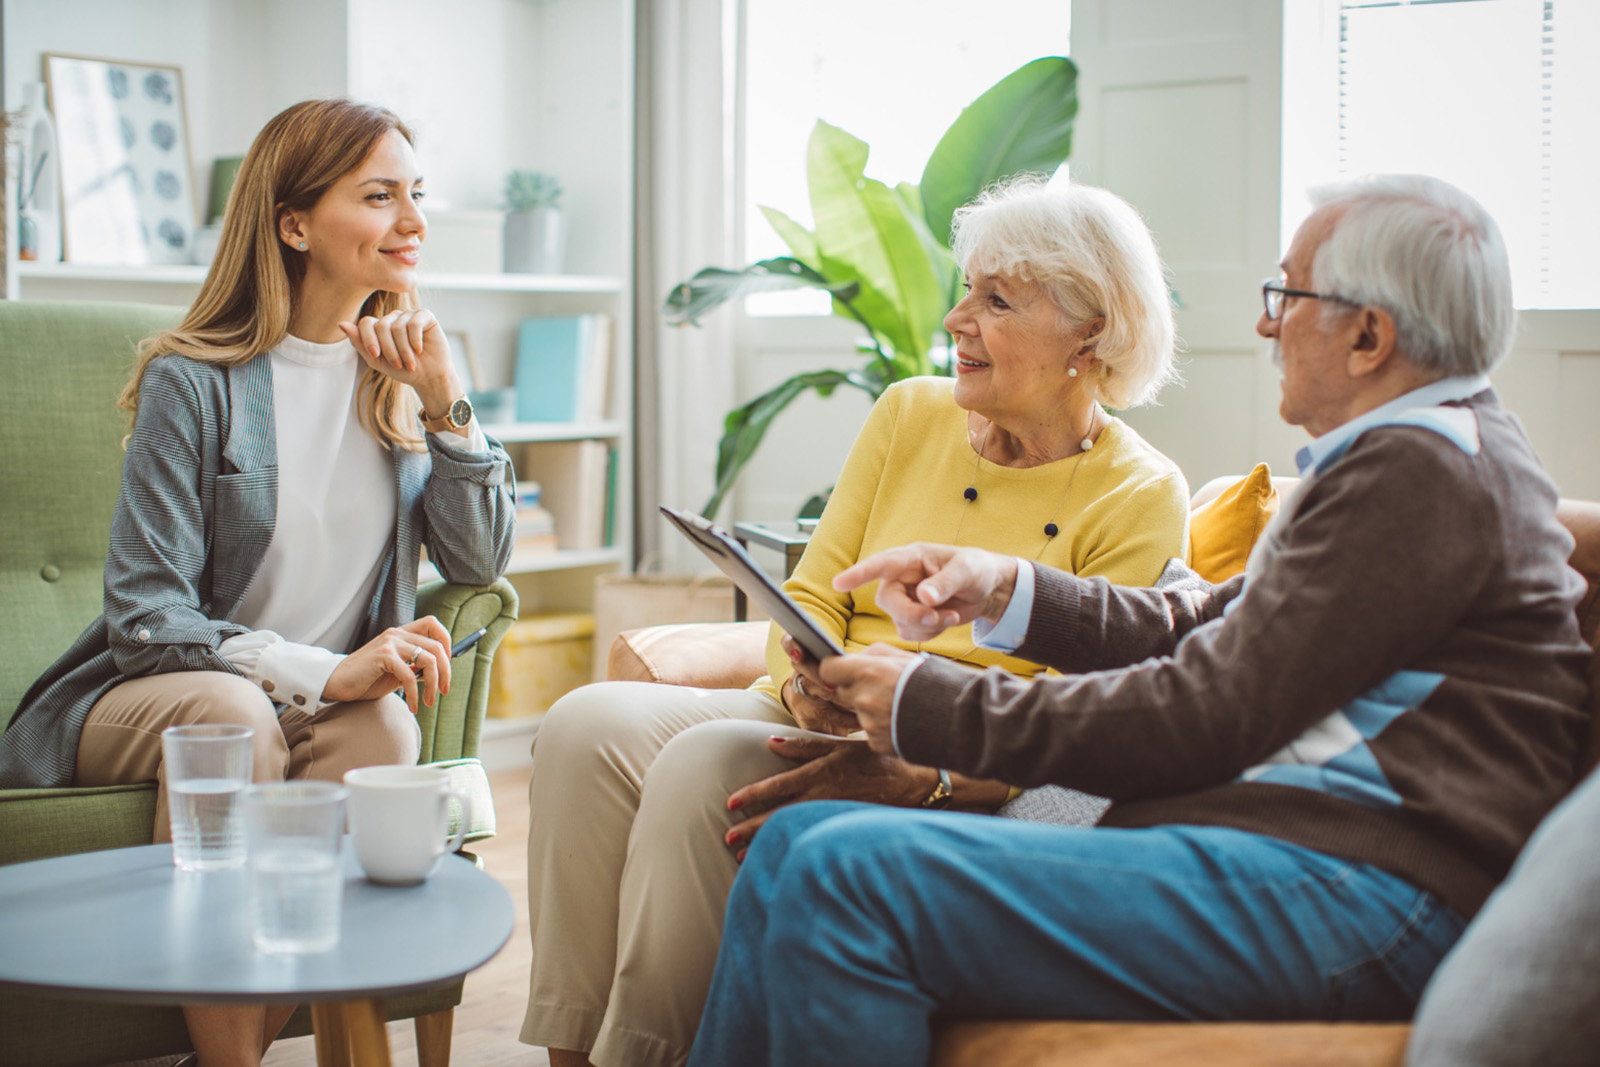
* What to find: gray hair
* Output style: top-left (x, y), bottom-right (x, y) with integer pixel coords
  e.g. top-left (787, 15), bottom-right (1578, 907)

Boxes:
top-left (1308, 174), bottom-right (1515, 376)
top-left (950, 175), bottom-right (1177, 409)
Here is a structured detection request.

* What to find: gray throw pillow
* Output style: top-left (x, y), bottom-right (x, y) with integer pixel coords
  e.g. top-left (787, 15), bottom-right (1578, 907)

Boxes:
top-left (1407, 765), bottom-right (1600, 1066)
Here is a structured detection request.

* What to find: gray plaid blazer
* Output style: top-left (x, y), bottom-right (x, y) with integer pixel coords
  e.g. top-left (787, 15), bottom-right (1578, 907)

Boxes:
top-left (0, 353), bottom-right (516, 788)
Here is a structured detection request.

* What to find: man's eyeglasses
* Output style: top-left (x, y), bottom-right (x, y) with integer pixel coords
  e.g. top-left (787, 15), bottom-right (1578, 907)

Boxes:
top-left (1261, 279), bottom-right (1364, 321)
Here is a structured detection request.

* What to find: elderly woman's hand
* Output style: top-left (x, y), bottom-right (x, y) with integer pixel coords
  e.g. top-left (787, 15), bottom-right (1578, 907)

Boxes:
top-left (722, 734), bottom-right (940, 852)
top-left (779, 634), bottom-right (859, 736)
top-left (817, 644), bottom-right (921, 755)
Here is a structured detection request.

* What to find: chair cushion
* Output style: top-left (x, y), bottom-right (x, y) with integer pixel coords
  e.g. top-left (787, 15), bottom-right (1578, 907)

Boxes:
top-left (1188, 464), bottom-right (1278, 583)
top-left (609, 621), bottom-right (769, 688)
top-left (0, 301), bottom-right (184, 723)
top-left (0, 783), bottom-right (156, 866)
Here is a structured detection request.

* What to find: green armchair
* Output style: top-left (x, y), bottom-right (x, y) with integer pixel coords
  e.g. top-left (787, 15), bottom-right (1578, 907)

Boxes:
top-left (0, 300), bottom-right (517, 1067)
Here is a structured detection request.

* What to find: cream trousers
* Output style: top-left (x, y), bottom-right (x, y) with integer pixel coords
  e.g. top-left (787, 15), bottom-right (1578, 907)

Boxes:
top-left (74, 670), bottom-right (422, 843)
top-left (521, 680), bottom-right (826, 1067)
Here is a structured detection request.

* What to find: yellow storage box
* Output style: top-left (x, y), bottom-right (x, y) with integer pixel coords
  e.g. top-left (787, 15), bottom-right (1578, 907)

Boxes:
top-left (486, 612), bottom-right (596, 719)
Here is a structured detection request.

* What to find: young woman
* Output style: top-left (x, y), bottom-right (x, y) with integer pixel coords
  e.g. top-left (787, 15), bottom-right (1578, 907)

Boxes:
top-left (0, 99), bottom-right (515, 1065)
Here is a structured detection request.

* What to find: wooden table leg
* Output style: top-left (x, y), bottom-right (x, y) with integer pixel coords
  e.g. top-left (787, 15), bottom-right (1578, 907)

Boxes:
top-left (311, 1002), bottom-right (352, 1067)
top-left (341, 998), bottom-right (393, 1067)
top-left (415, 1007), bottom-right (454, 1067)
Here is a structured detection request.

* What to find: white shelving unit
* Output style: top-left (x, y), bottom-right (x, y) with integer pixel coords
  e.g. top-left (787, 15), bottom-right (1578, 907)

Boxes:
top-left (15, 261), bottom-right (625, 295)
top-left (4, 0), bottom-right (637, 764)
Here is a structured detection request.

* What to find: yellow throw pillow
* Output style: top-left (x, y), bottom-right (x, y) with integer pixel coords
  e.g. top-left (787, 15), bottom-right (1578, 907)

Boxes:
top-left (1188, 463), bottom-right (1278, 583)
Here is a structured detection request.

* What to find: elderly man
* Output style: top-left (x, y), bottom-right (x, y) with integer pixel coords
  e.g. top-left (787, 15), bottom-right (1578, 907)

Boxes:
top-left (684, 174), bottom-right (1593, 1067)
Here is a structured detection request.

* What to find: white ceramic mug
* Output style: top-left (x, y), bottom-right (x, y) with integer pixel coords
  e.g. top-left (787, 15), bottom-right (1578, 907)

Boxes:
top-left (342, 765), bottom-right (471, 885)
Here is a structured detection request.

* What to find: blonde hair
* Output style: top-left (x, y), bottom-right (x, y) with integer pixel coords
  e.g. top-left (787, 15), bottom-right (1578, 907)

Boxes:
top-left (122, 99), bottom-right (424, 450)
top-left (951, 175), bottom-right (1177, 409)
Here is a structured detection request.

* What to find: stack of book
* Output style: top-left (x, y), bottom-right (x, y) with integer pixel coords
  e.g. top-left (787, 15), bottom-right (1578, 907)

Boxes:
top-left (514, 483), bottom-right (559, 555)
top-left (516, 444), bottom-right (617, 550)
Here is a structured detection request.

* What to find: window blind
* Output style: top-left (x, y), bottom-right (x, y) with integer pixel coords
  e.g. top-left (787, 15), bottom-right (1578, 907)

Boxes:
top-left (1336, 0), bottom-right (1598, 308)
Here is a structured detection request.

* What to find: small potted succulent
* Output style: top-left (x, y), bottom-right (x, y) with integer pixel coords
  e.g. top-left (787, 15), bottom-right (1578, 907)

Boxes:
top-left (502, 169), bottom-right (566, 275)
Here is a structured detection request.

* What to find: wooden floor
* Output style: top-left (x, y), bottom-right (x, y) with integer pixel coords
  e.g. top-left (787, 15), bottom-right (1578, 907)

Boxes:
top-left (263, 765), bottom-right (545, 1067)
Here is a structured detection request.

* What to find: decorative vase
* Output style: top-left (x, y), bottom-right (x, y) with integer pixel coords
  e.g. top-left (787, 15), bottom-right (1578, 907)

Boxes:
top-left (16, 82), bottom-right (63, 263)
top-left (503, 207), bottom-right (566, 274)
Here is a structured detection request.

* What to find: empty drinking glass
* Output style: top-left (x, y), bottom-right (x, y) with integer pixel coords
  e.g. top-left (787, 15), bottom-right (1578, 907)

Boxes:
top-left (241, 781), bottom-right (347, 954)
top-left (161, 724), bottom-right (254, 871)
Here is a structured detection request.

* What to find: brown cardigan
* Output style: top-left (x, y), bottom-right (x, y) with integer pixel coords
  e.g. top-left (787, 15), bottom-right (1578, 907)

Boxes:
top-left (899, 392), bottom-right (1591, 918)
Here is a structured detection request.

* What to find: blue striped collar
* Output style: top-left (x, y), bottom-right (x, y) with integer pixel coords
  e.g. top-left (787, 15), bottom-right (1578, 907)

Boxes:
top-left (1295, 374), bottom-right (1491, 476)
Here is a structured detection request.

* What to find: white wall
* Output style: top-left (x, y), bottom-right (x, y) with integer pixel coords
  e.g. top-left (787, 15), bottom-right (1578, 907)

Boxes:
top-left (344, 0), bottom-right (628, 276)
top-left (1487, 314), bottom-right (1600, 501)
top-left (4, 0), bottom-right (347, 211)
top-left (4, 0), bottom-right (626, 272)
top-left (1071, 0), bottom-right (1292, 492)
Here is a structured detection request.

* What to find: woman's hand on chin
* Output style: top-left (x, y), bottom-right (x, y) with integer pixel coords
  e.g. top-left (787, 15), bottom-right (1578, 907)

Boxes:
top-left (339, 308), bottom-right (462, 412)
top-left (721, 736), bottom-right (939, 857)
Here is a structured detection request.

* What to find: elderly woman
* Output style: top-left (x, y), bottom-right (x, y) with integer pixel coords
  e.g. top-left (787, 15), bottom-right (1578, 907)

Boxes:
top-left (520, 176), bottom-right (1188, 1067)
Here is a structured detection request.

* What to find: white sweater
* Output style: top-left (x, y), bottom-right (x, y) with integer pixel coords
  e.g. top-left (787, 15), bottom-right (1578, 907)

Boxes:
top-left (218, 334), bottom-right (488, 712)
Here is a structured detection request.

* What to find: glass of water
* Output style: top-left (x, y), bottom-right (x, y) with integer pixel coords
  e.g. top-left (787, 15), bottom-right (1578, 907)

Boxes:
top-left (161, 724), bottom-right (255, 871)
top-left (241, 781), bottom-right (347, 954)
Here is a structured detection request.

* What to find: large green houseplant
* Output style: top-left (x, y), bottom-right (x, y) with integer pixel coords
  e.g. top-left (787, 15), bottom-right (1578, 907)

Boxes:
top-left (665, 57), bottom-right (1078, 518)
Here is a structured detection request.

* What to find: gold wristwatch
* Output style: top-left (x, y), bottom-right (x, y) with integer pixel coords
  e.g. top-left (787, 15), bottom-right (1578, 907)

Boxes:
top-left (421, 395), bottom-right (474, 434)
top-left (920, 768), bottom-right (953, 809)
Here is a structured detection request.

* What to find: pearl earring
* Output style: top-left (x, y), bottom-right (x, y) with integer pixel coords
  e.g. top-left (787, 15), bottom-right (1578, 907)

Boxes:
top-left (1067, 366), bottom-right (1079, 378)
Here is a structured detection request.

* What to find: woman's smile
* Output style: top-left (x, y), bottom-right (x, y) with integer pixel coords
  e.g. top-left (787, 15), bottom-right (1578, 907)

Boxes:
top-left (381, 243), bottom-right (421, 266)
top-left (955, 349), bottom-right (991, 374)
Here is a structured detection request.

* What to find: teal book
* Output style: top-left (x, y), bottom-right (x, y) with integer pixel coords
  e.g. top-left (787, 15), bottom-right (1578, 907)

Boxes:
top-left (603, 446), bottom-right (619, 546)
top-left (515, 316), bottom-right (590, 422)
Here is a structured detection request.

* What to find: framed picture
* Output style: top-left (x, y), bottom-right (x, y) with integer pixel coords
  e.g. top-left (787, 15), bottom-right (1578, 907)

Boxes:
top-left (44, 53), bottom-right (198, 265)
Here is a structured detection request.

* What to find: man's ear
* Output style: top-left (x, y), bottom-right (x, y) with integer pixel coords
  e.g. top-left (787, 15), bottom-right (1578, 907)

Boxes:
top-left (1347, 306), bottom-right (1398, 379)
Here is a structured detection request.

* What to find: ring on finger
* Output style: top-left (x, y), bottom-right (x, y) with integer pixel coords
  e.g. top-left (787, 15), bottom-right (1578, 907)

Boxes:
top-left (407, 648), bottom-right (422, 667)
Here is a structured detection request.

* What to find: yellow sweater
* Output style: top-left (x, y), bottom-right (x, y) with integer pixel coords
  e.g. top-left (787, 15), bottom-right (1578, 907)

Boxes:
top-left (758, 377), bottom-right (1190, 698)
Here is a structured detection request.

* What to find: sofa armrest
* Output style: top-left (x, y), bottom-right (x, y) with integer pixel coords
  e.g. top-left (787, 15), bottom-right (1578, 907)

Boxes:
top-left (608, 621), bottom-right (769, 689)
top-left (931, 1021), bottom-right (1409, 1067)
top-left (415, 578), bottom-right (519, 763)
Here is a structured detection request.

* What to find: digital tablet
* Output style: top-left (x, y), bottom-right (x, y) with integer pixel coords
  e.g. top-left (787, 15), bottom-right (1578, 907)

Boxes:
top-left (660, 505), bottom-right (844, 663)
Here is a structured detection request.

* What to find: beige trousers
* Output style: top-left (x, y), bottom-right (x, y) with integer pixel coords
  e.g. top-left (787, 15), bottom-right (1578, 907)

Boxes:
top-left (521, 680), bottom-right (829, 1067)
top-left (74, 670), bottom-right (422, 843)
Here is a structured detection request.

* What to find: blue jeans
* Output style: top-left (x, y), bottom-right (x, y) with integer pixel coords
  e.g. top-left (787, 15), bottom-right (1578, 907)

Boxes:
top-left (688, 801), bottom-right (1466, 1067)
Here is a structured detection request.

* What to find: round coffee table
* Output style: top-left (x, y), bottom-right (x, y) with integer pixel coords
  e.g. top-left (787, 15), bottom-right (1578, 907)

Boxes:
top-left (0, 842), bottom-right (513, 1065)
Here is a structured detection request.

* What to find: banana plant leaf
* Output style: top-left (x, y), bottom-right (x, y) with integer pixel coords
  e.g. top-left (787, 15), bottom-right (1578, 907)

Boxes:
top-left (807, 122), bottom-right (946, 373)
top-left (763, 202), bottom-right (897, 372)
top-left (919, 56), bottom-right (1079, 261)
top-left (663, 257), bottom-right (858, 327)
top-left (759, 205), bottom-right (822, 268)
top-left (894, 181), bottom-right (960, 325)
top-left (703, 366), bottom-right (887, 519)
